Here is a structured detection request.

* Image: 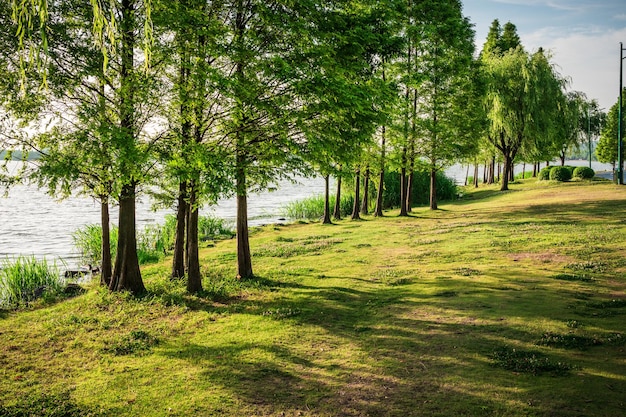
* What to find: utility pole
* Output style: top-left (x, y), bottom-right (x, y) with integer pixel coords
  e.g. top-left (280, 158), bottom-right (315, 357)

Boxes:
top-left (619, 42), bottom-right (625, 184)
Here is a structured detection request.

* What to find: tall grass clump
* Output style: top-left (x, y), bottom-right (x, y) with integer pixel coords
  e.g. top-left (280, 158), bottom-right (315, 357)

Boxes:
top-left (282, 194), bottom-right (354, 220)
top-left (73, 215), bottom-right (234, 266)
top-left (0, 256), bottom-right (62, 308)
top-left (72, 224), bottom-right (118, 265)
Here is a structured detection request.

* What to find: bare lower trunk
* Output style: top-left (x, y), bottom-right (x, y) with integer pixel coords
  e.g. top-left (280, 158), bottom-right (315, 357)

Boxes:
top-left (360, 166), bottom-right (369, 215)
top-left (501, 154), bottom-right (511, 191)
top-left (323, 175), bottom-right (332, 224)
top-left (473, 165), bottom-right (479, 188)
top-left (399, 167), bottom-right (408, 216)
top-left (406, 170), bottom-right (414, 213)
top-left (464, 165), bottom-right (469, 186)
top-left (351, 169), bottom-right (361, 220)
top-left (236, 167), bottom-right (253, 279)
top-left (429, 168), bottom-right (437, 210)
top-left (374, 169), bottom-right (384, 217)
top-left (172, 181), bottom-right (187, 280)
top-left (100, 198), bottom-right (112, 286)
top-left (110, 183), bottom-right (145, 294)
top-left (333, 173), bottom-right (342, 220)
top-left (186, 182), bottom-right (202, 293)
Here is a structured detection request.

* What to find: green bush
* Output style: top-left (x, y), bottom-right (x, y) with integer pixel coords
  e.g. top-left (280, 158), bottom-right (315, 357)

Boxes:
top-left (549, 166), bottom-right (572, 182)
top-left (374, 170), bottom-right (457, 209)
top-left (538, 166), bottom-right (552, 181)
top-left (573, 166), bottom-right (595, 180)
top-left (0, 256), bottom-right (63, 308)
top-left (72, 224), bottom-right (118, 265)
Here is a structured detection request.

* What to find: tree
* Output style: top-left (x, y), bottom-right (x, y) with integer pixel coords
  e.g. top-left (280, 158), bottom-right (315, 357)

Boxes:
top-left (483, 46), bottom-right (565, 191)
top-left (409, 0), bottom-right (483, 210)
top-left (597, 89), bottom-right (626, 170)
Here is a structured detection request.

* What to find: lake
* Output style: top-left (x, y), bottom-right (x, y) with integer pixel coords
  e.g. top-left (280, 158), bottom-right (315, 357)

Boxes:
top-left (0, 160), bottom-right (614, 268)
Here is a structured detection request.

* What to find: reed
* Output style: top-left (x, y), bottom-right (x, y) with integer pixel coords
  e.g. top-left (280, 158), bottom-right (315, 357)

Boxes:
top-left (0, 256), bottom-right (62, 308)
top-left (282, 194), bottom-right (354, 220)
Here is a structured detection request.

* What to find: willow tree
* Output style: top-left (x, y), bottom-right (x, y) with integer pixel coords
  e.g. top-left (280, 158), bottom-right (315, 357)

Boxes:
top-left (483, 46), bottom-right (565, 191)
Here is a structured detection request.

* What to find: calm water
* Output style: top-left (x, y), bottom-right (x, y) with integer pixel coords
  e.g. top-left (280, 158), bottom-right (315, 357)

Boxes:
top-left (0, 160), bottom-right (613, 268)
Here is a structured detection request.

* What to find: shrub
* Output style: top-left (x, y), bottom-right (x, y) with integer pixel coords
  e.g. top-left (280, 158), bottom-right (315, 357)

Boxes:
top-left (538, 167), bottom-right (551, 181)
top-left (549, 166), bottom-right (572, 182)
top-left (0, 256), bottom-right (63, 308)
top-left (573, 166), bottom-right (595, 180)
top-left (373, 170), bottom-right (457, 209)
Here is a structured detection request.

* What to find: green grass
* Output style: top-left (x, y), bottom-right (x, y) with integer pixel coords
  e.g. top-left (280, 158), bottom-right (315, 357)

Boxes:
top-left (1, 179), bottom-right (626, 416)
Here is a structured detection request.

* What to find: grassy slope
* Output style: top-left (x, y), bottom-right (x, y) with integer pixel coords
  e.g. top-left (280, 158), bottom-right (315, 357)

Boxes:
top-left (1, 179), bottom-right (626, 417)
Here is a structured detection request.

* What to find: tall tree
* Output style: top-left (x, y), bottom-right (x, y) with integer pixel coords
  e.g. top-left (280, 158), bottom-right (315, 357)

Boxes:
top-left (597, 88), bottom-right (626, 171)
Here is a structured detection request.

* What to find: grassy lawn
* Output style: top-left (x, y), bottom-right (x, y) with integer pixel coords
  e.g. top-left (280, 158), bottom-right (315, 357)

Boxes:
top-left (1, 178), bottom-right (626, 416)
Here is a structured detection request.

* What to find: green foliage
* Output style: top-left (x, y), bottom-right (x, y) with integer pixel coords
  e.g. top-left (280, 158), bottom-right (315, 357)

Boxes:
top-left (490, 346), bottom-right (573, 375)
top-left (375, 171), bottom-right (457, 209)
top-left (573, 166), bottom-right (595, 180)
top-left (0, 256), bottom-right (63, 308)
top-left (549, 166), bottom-right (572, 182)
top-left (538, 166), bottom-right (551, 180)
top-left (198, 215), bottom-right (235, 240)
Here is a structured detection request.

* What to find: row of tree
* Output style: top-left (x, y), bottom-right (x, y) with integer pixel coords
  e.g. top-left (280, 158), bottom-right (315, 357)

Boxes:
top-left (0, 1), bottom-right (610, 295)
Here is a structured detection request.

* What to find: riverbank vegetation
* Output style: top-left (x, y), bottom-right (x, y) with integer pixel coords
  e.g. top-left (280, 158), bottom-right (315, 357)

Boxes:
top-left (1, 180), bottom-right (625, 416)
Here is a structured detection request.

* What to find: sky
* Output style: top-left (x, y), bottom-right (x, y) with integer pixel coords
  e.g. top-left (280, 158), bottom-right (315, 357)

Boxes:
top-left (462, 0), bottom-right (626, 112)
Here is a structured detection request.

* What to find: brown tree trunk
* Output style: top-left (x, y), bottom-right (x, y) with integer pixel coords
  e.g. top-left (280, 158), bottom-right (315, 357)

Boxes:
top-left (333, 172), bottom-right (342, 220)
top-left (172, 181), bottom-right (187, 280)
top-left (374, 126), bottom-right (386, 217)
top-left (509, 161), bottom-right (515, 182)
top-left (100, 198), bottom-right (112, 286)
top-left (406, 170), bottom-right (414, 213)
top-left (501, 154), bottom-right (511, 191)
top-left (186, 182), bottom-right (202, 293)
top-left (399, 166), bottom-right (408, 216)
top-left (110, 183), bottom-right (145, 294)
top-left (429, 168), bottom-right (438, 210)
top-left (464, 165), bottom-right (469, 186)
top-left (351, 169), bottom-right (361, 220)
top-left (323, 174), bottom-right (332, 224)
top-left (236, 158), bottom-right (253, 279)
top-left (473, 164), bottom-right (479, 188)
top-left (360, 166), bottom-right (370, 215)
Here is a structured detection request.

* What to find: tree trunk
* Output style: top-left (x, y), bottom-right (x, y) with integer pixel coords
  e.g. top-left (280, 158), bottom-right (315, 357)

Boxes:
top-left (110, 183), bottom-right (145, 294)
top-left (509, 161), bottom-right (515, 182)
top-left (351, 169), bottom-right (361, 220)
top-left (501, 154), bottom-right (511, 191)
top-left (333, 172), bottom-right (342, 220)
top-left (473, 164), bottom-right (479, 188)
top-left (236, 159), bottom-right (253, 279)
top-left (406, 170), bottom-right (414, 213)
top-left (374, 126), bottom-right (386, 217)
top-left (464, 165), bottom-right (469, 186)
top-left (172, 181), bottom-right (187, 280)
top-left (399, 148), bottom-right (408, 216)
top-left (186, 182), bottom-right (202, 293)
top-left (100, 198), bottom-right (112, 286)
top-left (323, 174), bottom-right (332, 224)
top-left (522, 162), bottom-right (526, 179)
top-left (360, 166), bottom-right (370, 215)
top-left (560, 152), bottom-right (566, 166)
top-left (429, 168), bottom-right (438, 210)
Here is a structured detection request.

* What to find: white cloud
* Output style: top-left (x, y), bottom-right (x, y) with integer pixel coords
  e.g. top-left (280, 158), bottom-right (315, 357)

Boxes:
top-left (524, 27), bottom-right (626, 110)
